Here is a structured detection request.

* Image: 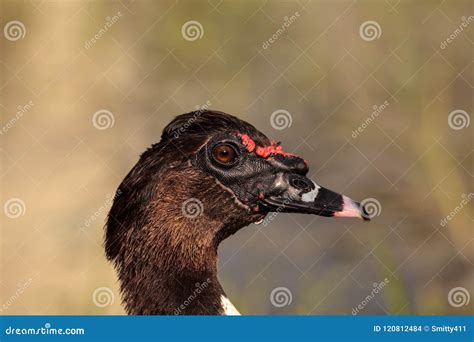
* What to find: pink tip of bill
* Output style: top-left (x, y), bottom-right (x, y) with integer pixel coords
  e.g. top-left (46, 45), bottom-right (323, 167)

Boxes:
top-left (333, 195), bottom-right (368, 220)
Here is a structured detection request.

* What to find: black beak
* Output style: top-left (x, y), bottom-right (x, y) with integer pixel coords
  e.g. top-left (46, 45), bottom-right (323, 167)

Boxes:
top-left (259, 174), bottom-right (370, 221)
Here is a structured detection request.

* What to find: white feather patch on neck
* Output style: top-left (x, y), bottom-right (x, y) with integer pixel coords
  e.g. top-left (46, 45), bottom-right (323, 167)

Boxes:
top-left (221, 295), bottom-right (240, 315)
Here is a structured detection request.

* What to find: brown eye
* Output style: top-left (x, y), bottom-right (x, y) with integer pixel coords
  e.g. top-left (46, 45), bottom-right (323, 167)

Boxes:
top-left (212, 143), bottom-right (238, 166)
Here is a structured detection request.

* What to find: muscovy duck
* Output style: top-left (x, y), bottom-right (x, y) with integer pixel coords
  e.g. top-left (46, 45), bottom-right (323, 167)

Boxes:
top-left (105, 110), bottom-right (369, 315)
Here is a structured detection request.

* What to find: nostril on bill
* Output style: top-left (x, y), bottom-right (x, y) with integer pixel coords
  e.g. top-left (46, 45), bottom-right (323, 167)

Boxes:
top-left (289, 176), bottom-right (313, 192)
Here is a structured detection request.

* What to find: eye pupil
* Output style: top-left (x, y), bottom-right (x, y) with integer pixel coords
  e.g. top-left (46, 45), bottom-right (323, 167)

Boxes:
top-left (212, 144), bottom-right (237, 166)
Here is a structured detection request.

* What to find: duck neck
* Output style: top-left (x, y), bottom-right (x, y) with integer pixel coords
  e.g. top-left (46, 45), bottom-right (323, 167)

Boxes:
top-left (108, 167), bottom-right (251, 315)
top-left (116, 217), bottom-right (227, 315)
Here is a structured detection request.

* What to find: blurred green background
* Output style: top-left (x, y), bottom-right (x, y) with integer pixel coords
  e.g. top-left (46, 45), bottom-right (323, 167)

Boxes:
top-left (0, 0), bottom-right (472, 315)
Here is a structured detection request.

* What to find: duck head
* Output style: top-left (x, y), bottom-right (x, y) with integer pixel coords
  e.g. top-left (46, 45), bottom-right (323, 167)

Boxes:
top-left (193, 130), bottom-right (368, 223)
top-left (105, 110), bottom-right (369, 315)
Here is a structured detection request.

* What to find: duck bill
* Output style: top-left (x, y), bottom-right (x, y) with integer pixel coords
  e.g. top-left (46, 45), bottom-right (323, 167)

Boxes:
top-left (261, 180), bottom-right (370, 221)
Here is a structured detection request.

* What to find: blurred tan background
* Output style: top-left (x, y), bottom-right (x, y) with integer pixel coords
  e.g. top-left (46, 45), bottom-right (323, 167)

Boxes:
top-left (0, 0), bottom-right (472, 315)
